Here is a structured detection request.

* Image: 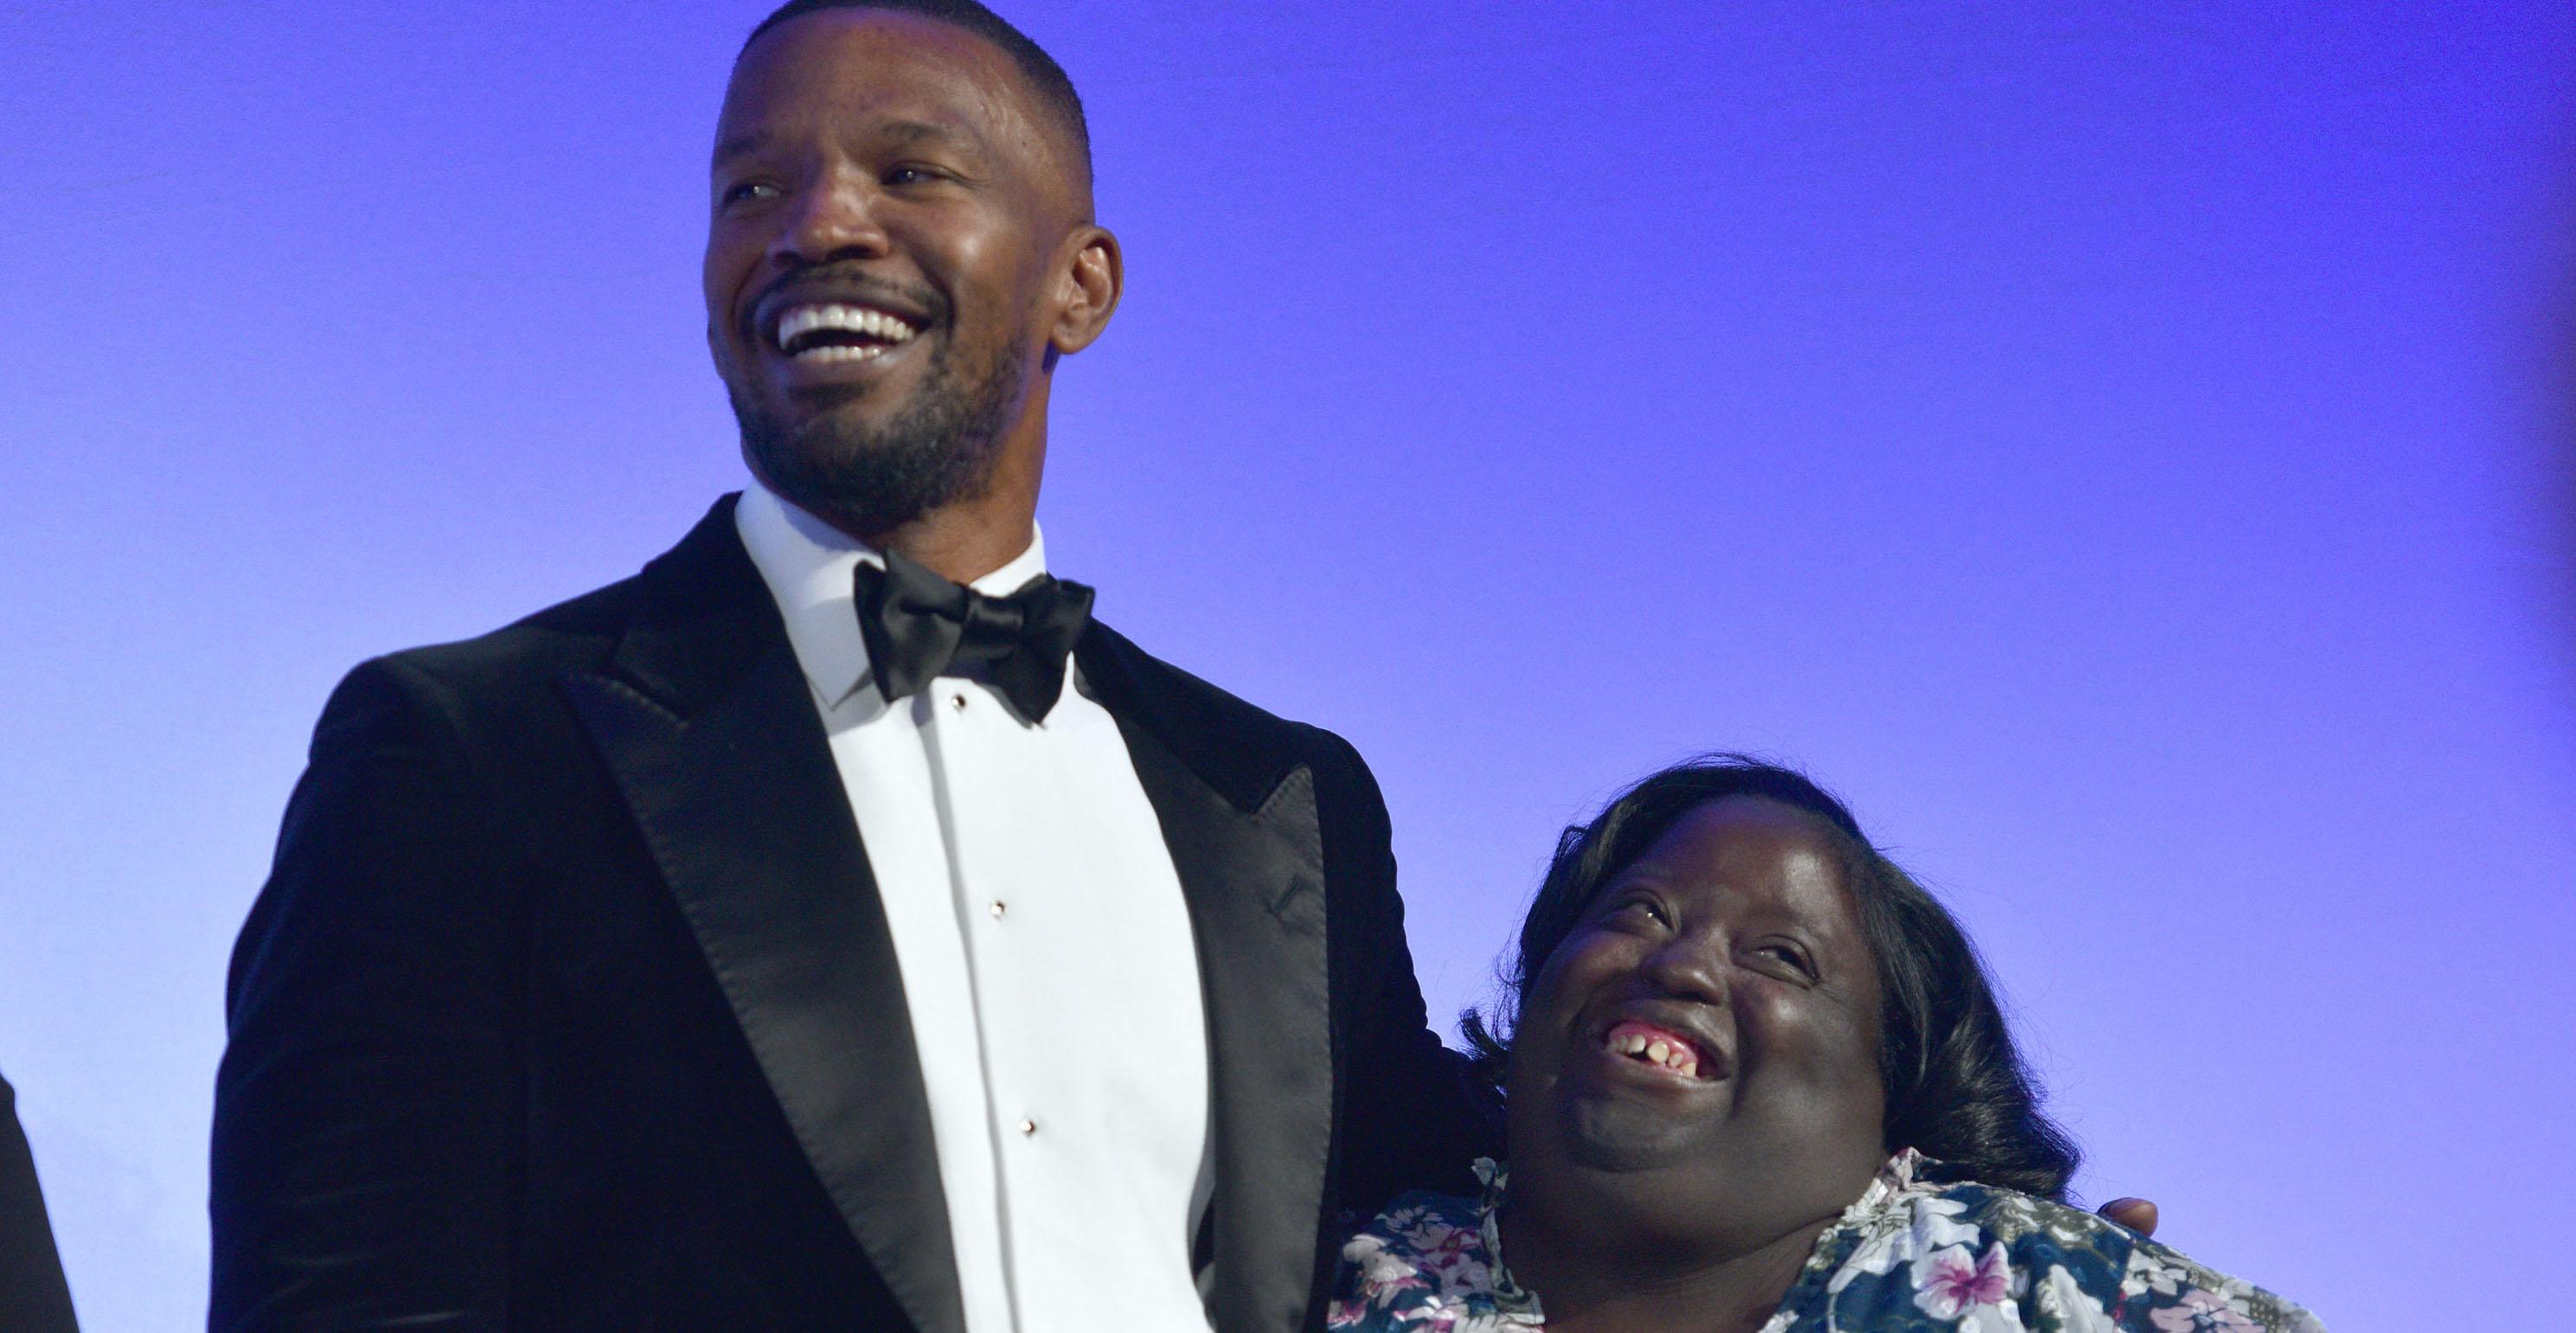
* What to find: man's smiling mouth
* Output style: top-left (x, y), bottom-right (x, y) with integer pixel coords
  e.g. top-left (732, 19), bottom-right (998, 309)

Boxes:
top-left (769, 302), bottom-right (923, 364)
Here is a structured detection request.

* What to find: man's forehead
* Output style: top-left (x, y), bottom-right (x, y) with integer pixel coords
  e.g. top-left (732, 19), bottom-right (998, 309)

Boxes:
top-left (722, 9), bottom-right (1030, 131)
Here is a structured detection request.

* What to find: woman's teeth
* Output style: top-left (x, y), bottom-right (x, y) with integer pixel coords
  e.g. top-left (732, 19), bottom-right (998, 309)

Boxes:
top-left (1607, 1027), bottom-right (1701, 1079)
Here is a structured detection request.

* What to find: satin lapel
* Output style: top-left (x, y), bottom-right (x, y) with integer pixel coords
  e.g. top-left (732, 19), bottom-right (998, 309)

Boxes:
top-left (561, 501), bottom-right (964, 1333)
top-left (1083, 632), bottom-right (1335, 1333)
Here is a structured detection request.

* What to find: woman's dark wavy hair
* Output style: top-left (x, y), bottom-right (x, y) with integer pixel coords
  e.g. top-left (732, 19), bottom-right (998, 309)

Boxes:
top-left (1461, 755), bottom-right (2082, 1200)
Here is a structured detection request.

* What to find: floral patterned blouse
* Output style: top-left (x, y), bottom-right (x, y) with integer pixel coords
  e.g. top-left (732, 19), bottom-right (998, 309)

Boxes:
top-left (1329, 1152), bottom-right (2323, 1332)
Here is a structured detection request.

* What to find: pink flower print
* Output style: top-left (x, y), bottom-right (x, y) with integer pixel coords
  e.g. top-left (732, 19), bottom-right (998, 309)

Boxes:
top-left (1421, 1224), bottom-right (1481, 1275)
top-left (2150, 1288), bottom-right (2263, 1331)
top-left (1346, 1241), bottom-right (1427, 1306)
top-left (1913, 1242), bottom-right (2014, 1319)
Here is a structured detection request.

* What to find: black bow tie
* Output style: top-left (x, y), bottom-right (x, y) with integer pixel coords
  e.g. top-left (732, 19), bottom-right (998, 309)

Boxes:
top-left (852, 548), bottom-right (1095, 722)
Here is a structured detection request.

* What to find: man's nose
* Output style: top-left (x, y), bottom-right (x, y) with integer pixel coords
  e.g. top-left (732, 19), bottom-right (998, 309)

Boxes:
top-left (772, 171), bottom-right (892, 267)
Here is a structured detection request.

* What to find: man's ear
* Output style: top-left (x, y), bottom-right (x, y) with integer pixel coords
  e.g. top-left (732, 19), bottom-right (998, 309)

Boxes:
top-left (1048, 224), bottom-right (1123, 356)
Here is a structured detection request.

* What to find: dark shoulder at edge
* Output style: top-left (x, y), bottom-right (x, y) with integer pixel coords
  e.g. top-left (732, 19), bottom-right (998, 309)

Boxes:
top-left (361, 568), bottom-right (644, 697)
top-left (1084, 618), bottom-right (1369, 772)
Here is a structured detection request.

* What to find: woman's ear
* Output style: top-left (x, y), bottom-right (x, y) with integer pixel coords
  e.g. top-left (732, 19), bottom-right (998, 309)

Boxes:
top-left (1048, 224), bottom-right (1123, 356)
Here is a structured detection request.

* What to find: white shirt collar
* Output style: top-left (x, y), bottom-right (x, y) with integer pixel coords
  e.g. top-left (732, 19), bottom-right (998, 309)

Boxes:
top-left (734, 480), bottom-right (1050, 711)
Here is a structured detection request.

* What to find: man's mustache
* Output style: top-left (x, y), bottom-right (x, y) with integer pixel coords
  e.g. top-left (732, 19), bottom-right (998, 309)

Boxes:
top-left (740, 263), bottom-right (948, 345)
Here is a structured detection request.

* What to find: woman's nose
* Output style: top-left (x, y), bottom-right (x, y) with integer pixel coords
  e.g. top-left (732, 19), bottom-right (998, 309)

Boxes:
top-left (1641, 933), bottom-right (1729, 1007)
top-left (772, 173), bottom-right (892, 267)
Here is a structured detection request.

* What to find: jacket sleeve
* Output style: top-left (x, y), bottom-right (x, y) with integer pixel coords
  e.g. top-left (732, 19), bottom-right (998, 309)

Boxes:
top-left (0, 1072), bottom-right (79, 1333)
top-left (210, 658), bottom-right (518, 1330)
top-left (1310, 734), bottom-right (1501, 1225)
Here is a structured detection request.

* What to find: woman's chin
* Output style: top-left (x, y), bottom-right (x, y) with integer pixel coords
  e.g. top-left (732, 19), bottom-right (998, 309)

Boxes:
top-left (1556, 1087), bottom-right (1734, 1173)
top-left (1511, 1038), bottom-right (1740, 1175)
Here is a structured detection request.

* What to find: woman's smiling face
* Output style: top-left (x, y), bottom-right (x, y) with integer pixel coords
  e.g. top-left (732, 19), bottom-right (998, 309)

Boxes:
top-left (1505, 795), bottom-right (1891, 1254)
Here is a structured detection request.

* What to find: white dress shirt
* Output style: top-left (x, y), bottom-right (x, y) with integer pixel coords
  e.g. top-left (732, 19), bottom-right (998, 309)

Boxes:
top-left (735, 483), bottom-right (1215, 1333)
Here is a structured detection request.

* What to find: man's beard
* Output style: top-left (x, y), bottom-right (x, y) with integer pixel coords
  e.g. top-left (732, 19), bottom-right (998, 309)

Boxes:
top-left (730, 330), bottom-right (1025, 537)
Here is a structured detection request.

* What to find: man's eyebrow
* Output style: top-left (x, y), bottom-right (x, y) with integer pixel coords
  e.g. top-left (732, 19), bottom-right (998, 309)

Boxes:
top-left (713, 128), bottom-right (774, 166)
top-left (712, 119), bottom-right (989, 168)
top-left (878, 119), bottom-right (986, 154)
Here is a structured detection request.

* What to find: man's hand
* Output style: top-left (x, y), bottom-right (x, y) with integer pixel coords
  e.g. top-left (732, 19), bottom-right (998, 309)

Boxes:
top-left (2098, 1196), bottom-right (2159, 1236)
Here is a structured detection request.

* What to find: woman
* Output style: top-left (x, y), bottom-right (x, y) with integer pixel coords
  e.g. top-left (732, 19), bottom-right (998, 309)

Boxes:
top-left (1331, 757), bottom-right (2321, 1332)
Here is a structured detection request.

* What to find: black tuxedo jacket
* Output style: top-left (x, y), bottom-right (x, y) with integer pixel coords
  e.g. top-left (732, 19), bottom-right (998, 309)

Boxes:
top-left (1, 1072), bottom-right (79, 1332)
top-left (211, 497), bottom-right (1488, 1331)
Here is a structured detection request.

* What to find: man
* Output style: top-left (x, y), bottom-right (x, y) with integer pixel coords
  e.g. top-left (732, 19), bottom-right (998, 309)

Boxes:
top-left (1, 1071), bottom-right (80, 1332)
top-left (210, 2), bottom-right (1483, 1329)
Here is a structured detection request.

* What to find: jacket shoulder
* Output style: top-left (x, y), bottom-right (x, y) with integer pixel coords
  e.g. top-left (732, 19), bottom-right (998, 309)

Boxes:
top-left (371, 574), bottom-right (638, 701)
top-left (1080, 620), bottom-right (1381, 808)
top-left (353, 493), bottom-right (749, 706)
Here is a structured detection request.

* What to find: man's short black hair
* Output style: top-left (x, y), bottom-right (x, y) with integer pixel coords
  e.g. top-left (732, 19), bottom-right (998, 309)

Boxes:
top-left (1461, 754), bottom-right (2085, 1201)
top-left (741, 0), bottom-right (1093, 190)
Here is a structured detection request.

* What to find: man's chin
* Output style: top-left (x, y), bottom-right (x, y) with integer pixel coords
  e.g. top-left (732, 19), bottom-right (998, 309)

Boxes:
top-left (735, 417), bottom-right (993, 540)
top-left (729, 381), bottom-right (913, 469)
top-left (723, 329), bottom-right (1016, 535)
top-left (772, 389), bottom-right (900, 436)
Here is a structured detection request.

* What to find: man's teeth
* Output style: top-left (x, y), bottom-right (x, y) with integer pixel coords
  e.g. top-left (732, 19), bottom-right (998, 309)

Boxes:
top-left (775, 303), bottom-right (920, 357)
top-left (1609, 1029), bottom-right (1701, 1078)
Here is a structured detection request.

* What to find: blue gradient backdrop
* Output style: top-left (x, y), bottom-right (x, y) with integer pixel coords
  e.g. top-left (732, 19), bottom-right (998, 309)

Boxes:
top-left (4, 3), bottom-right (2571, 1327)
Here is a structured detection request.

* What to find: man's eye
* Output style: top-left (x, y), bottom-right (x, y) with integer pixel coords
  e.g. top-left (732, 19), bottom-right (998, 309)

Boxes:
top-left (720, 181), bottom-right (777, 206)
top-left (884, 166), bottom-right (939, 186)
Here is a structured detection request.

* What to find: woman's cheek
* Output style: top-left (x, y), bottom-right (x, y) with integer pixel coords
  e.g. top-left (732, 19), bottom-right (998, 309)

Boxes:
top-left (1535, 930), bottom-right (1616, 1000)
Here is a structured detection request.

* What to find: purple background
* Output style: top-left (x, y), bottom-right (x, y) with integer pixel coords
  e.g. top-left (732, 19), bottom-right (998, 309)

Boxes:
top-left (4, 3), bottom-right (2571, 1327)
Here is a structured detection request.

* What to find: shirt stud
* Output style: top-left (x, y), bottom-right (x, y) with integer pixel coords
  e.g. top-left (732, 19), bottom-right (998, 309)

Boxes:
top-left (949, 692), bottom-right (969, 711)
top-left (990, 900), bottom-right (1007, 919)
top-left (1019, 1118), bottom-right (1038, 1137)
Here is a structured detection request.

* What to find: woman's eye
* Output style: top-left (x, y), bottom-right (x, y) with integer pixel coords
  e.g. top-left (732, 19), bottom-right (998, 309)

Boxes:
top-left (1752, 943), bottom-right (1814, 977)
top-left (1611, 897), bottom-right (1669, 927)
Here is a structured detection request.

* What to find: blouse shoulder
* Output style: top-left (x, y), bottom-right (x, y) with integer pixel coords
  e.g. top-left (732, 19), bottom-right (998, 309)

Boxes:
top-left (1327, 1162), bottom-right (1544, 1331)
top-left (1774, 1152), bottom-right (2326, 1333)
